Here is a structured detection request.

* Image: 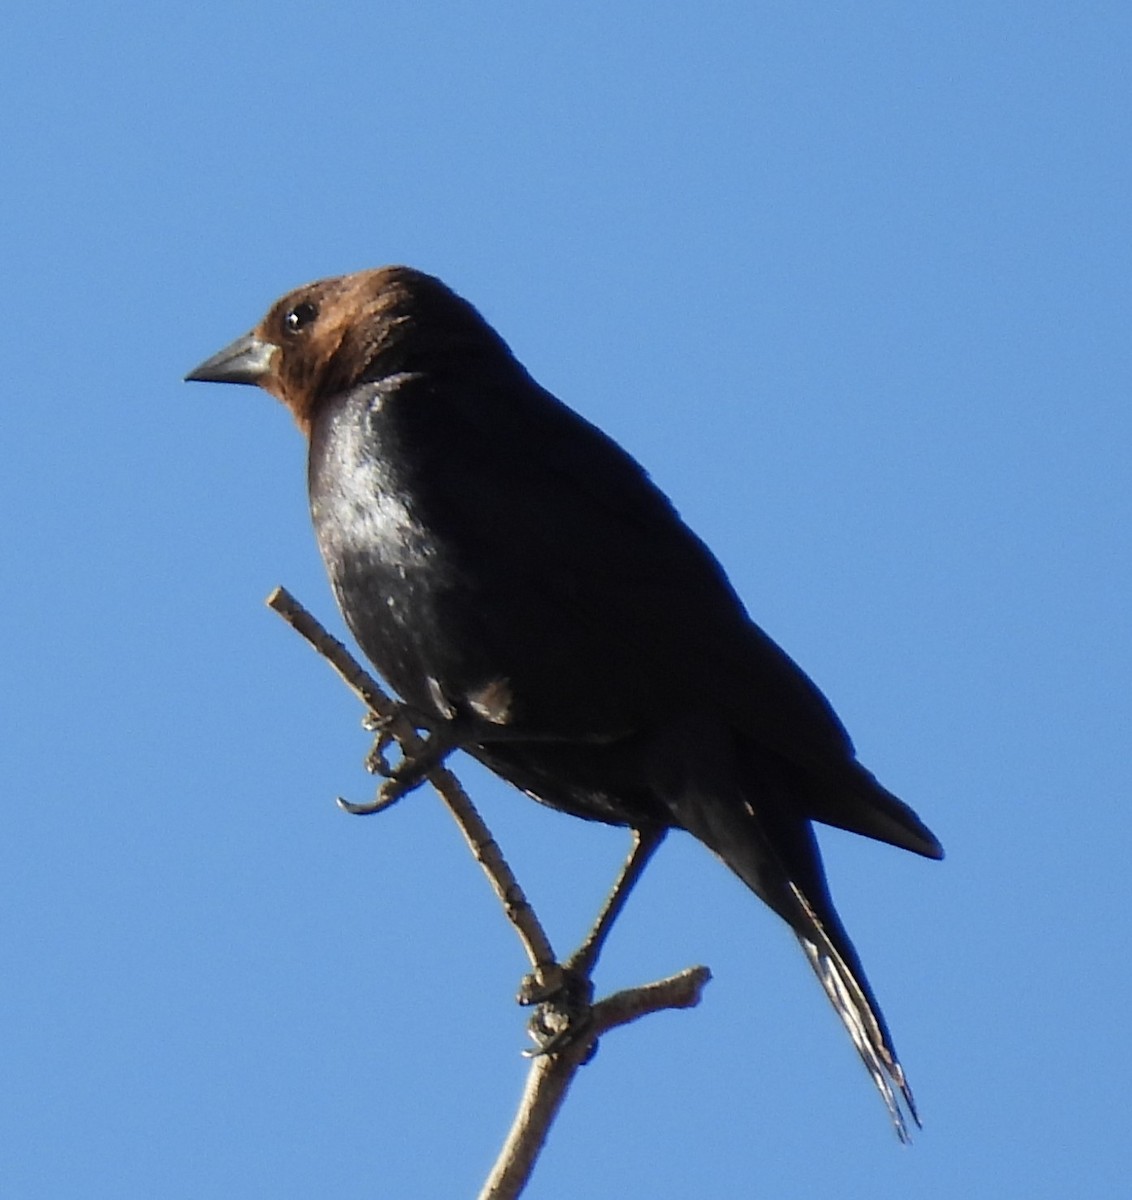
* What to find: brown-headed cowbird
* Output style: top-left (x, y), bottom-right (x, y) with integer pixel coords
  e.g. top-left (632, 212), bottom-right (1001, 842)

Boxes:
top-left (186, 267), bottom-right (942, 1138)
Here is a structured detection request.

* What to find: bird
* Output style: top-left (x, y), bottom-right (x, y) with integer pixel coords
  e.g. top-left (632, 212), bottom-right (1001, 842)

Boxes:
top-left (186, 266), bottom-right (942, 1139)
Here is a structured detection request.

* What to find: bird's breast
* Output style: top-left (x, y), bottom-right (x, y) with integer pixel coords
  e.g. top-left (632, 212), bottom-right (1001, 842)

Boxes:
top-left (306, 384), bottom-right (453, 708)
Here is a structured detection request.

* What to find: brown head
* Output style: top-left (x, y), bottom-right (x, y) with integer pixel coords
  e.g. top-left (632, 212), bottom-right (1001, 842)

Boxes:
top-left (185, 266), bottom-right (511, 433)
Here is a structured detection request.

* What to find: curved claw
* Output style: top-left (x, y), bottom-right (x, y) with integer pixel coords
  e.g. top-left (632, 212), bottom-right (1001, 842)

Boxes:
top-left (335, 789), bottom-right (404, 816)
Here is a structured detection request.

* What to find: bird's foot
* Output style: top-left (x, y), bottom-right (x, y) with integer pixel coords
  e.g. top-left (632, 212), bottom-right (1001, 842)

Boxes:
top-left (337, 709), bottom-right (456, 815)
top-left (517, 963), bottom-right (596, 1059)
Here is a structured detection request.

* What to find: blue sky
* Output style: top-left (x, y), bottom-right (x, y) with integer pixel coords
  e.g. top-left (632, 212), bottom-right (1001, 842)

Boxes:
top-left (3, 3), bottom-right (1130, 1196)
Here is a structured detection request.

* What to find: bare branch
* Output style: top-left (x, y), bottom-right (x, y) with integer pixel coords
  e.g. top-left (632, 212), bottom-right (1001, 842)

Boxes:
top-left (266, 586), bottom-right (556, 973)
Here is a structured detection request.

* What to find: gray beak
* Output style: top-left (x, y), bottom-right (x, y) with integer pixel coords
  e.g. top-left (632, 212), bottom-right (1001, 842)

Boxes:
top-left (185, 333), bottom-right (277, 385)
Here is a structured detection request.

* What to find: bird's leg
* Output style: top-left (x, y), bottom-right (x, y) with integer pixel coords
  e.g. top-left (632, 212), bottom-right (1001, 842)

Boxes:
top-left (566, 825), bottom-right (667, 979)
top-left (338, 706), bottom-right (460, 815)
top-left (518, 826), bottom-right (666, 1056)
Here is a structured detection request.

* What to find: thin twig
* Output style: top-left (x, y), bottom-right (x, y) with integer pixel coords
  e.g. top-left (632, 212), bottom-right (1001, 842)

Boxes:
top-left (479, 967), bottom-right (712, 1200)
top-left (266, 586), bottom-right (556, 973)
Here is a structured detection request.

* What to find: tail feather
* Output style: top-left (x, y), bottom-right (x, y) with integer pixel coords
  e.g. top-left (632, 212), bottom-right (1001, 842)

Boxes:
top-left (655, 726), bottom-right (924, 1139)
top-left (789, 882), bottom-right (919, 1141)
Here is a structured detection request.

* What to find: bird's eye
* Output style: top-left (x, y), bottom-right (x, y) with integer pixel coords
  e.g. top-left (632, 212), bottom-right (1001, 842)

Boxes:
top-left (284, 301), bottom-right (319, 333)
